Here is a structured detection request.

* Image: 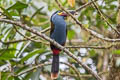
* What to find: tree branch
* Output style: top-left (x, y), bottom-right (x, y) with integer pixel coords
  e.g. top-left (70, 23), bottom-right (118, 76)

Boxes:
top-left (0, 18), bottom-right (102, 80)
top-left (60, 62), bottom-right (81, 80)
top-left (13, 62), bottom-right (107, 79)
top-left (66, 44), bottom-right (113, 49)
top-left (14, 62), bottom-right (81, 80)
top-left (91, 0), bottom-right (120, 35)
top-left (55, 0), bottom-right (120, 42)
top-left (61, 71), bottom-right (108, 78)
top-left (29, 7), bottom-right (44, 22)
top-left (1, 39), bottom-right (113, 49)
top-left (13, 25), bottom-right (42, 43)
top-left (0, 27), bottom-right (50, 45)
top-left (75, 0), bottom-right (98, 12)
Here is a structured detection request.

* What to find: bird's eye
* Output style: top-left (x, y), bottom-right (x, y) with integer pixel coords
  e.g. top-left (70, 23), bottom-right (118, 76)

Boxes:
top-left (57, 12), bottom-right (63, 15)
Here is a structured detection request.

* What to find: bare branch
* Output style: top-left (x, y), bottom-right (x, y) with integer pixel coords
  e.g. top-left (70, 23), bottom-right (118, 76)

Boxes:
top-left (13, 25), bottom-right (41, 43)
top-left (29, 7), bottom-right (44, 21)
top-left (61, 71), bottom-right (108, 78)
top-left (14, 62), bottom-right (107, 79)
top-left (14, 62), bottom-right (51, 76)
top-left (66, 45), bottom-right (113, 49)
top-left (75, 0), bottom-right (98, 12)
top-left (55, 0), bottom-right (120, 42)
top-left (0, 26), bottom-right (50, 45)
top-left (14, 62), bottom-right (81, 79)
top-left (41, 27), bottom-right (50, 33)
top-left (60, 62), bottom-right (81, 80)
top-left (0, 38), bottom-right (31, 44)
top-left (0, 18), bottom-right (102, 80)
top-left (91, 0), bottom-right (120, 35)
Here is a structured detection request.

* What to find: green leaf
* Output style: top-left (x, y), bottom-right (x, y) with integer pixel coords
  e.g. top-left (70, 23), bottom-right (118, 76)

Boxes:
top-left (0, 60), bottom-right (6, 65)
top-left (1, 72), bottom-right (9, 80)
top-left (7, 1), bottom-right (28, 11)
top-left (8, 76), bottom-right (14, 80)
top-left (0, 7), bottom-right (12, 19)
top-left (0, 34), bottom-right (4, 39)
top-left (31, 69), bottom-right (40, 80)
top-left (89, 49), bottom-right (96, 57)
top-left (112, 50), bottom-right (120, 55)
top-left (14, 77), bottom-right (20, 80)
top-left (83, 24), bottom-right (89, 28)
top-left (9, 10), bottom-right (19, 16)
top-left (57, 75), bottom-right (63, 80)
top-left (104, 22), bottom-right (109, 29)
top-left (0, 48), bottom-right (16, 60)
top-left (30, 6), bottom-right (44, 21)
top-left (20, 49), bottom-right (46, 63)
top-left (68, 30), bottom-right (75, 40)
top-left (23, 72), bottom-right (33, 80)
top-left (15, 66), bottom-right (28, 74)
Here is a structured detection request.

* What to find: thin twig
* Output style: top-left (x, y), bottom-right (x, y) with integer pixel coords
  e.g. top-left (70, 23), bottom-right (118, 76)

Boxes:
top-left (61, 71), bottom-right (108, 78)
top-left (75, 0), bottom-right (98, 12)
top-left (41, 27), bottom-right (50, 33)
top-left (14, 62), bottom-right (81, 79)
top-left (13, 62), bottom-right (107, 79)
top-left (1, 40), bottom-right (113, 49)
top-left (54, 0), bottom-right (120, 42)
top-left (0, 27), bottom-right (50, 44)
top-left (0, 18), bottom-right (102, 80)
top-left (60, 62), bottom-right (81, 80)
top-left (14, 62), bottom-right (51, 76)
top-left (91, 0), bottom-right (120, 35)
top-left (0, 38), bottom-right (31, 44)
top-left (29, 7), bottom-right (44, 21)
top-left (66, 44), bottom-right (113, 49)
top-left (55, 0), bottom-right (102, 80)
top-left (13, 25), bottom-right (41, 43)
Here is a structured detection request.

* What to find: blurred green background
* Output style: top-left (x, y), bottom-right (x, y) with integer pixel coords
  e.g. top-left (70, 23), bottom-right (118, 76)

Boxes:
top-left (0, 0), bottom-right (119, 80)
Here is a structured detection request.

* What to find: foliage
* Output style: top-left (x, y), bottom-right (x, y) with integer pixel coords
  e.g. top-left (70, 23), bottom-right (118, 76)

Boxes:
top-left (0, 0), bottom-right (119, 80)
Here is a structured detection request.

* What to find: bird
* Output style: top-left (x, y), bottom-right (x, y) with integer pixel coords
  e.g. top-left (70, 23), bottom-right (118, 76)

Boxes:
top-left (50, 10), bottom-right (76, 79)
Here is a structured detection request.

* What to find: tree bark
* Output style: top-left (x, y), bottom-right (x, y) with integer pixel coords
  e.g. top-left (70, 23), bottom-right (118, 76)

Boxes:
top-left (102, 52), bottom-right (108, 80)
top-left (108, 0), bottom-right (120, 80)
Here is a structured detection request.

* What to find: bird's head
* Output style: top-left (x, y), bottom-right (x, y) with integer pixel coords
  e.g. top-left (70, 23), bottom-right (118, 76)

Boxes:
top-left (51, 10), bottom-right (76, 22)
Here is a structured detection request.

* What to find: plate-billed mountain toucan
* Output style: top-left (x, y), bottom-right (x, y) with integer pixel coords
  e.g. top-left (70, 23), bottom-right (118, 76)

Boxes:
top-left (50, 10), bottom-right (76, 79)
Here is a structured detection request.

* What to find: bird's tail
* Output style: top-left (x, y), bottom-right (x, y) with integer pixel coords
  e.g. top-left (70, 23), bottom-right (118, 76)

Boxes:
top-left (51, 54), bottom-right (59, 79)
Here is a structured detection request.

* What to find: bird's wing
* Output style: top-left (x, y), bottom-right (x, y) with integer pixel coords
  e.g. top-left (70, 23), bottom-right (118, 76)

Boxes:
top-left (65, 27), bottom-right (67, 42)
top-left (50, 21), bottom-right (55, 35)
top-left (61, 26), bottom-right (67, 46)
